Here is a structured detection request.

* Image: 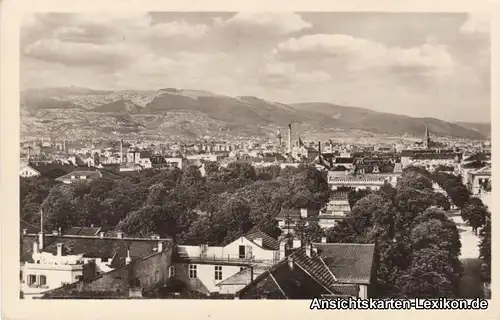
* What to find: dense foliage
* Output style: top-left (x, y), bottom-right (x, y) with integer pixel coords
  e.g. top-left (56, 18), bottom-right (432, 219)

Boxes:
top-left (20, 164), bottom-right (331, 246)
top-left (325, 167), bottom-right (463, 298)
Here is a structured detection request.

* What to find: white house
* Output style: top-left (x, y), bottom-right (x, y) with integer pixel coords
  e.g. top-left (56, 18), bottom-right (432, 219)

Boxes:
top-left (20, 164), bottom-right (41, 178)
top-left (174, 230), bottom-right (280, 294)
top-left (469, 165), bottom-right (491, 196)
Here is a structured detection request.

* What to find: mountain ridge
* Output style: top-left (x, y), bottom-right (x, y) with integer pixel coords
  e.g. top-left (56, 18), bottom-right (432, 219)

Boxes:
top-left (20, 87), bottom-right (489, 140)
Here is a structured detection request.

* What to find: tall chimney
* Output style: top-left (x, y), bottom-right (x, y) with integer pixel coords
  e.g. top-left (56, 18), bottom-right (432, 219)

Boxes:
top-left (27, 147), bottom-right (31, 162)
top-left (318, 141), bottom-right (322, 158)
top-left (288, 124), bottom-right (292, 154)
top-left (120, 139), bottom-right (123, 164)
top-left (33, 241), bottom-right (39, 254)
top-left (39, 208), bottom-right (44, 249)
top-left (57, 243), bottom-right (63, 256)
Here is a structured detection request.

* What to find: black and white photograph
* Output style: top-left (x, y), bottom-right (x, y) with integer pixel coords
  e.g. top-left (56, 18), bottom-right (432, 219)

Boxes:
top-left (4, 1), bottom-right (495, 311)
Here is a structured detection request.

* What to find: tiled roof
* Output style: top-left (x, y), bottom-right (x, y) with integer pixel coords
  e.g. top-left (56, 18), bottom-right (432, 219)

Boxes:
top-left (313, 243), bottom-right (376, 284)
top-left (461, 161), bottom-right (488, 169)
top-left (64, 227), bottom-right (101, 236)
top-left (275, 208), bottom-right (301, 220)
top-left (288, 247), bottom-right (337, 291)
top-left (21, 234), bottom-right (170, 267)
top-left (472, 165), bottom-right (491, 175)
top-left (245, 230), bottom-right (280, 250)
top-left (20, 220), bottom-right (40, 234)
top-left (463, 153), bottom-right (491, 162)
top-left (237, 256), bottom-right (332, 299)
top-left (334, 158), bottom-right (354, 164)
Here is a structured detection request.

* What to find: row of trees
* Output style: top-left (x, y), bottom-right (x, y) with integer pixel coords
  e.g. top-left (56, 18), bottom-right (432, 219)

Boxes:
top-left (323, 167), bottom-right (463, 298)
top-left (20, 163), bottom-right (331, 246)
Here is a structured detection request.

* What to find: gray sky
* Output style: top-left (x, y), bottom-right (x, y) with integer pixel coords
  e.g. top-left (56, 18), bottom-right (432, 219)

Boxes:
top-left (21, 12), bottom-right (490, 122)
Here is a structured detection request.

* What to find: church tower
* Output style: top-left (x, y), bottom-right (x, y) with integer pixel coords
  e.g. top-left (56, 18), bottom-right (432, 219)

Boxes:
top-left (424, 124), bottom-right (431, 149)
top-left (277, 128), bottom-right (282, 148)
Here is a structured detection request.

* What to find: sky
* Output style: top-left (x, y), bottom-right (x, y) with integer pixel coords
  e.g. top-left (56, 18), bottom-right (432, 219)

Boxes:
top-left (20, 12), bottom-right (491, 122)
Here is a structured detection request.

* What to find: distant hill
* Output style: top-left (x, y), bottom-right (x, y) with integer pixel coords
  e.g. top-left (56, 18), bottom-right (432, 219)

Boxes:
top-left (456, 122), bottom-right (491, 138)
top-left (93, 99), bottom-right (142, 114)
top-left (20, 87), bottom-right (488, 140)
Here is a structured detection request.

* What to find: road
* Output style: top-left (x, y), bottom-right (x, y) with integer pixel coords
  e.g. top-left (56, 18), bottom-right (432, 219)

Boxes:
top-left (445, 210), bottom-right (484, 298)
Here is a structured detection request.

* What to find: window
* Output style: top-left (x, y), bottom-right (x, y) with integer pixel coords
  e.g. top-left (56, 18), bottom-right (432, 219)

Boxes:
top-left (189, 264), bottom-right (197, 279)
top-left (168, 266), bottom-right (175, 277)
top-left (28, 275), bottom-right (36, 286)
top-left (239, 245), bottom-right (246, 259)
top-left (215, 266), bottom-right (223, 281)
top-left (39, 275), bottom-right (47, 286)
top-left (75, 275), bottom-right (83, 281)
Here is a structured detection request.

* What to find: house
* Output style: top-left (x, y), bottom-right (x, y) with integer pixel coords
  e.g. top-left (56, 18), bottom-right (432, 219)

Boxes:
top-left (327, 173), bottom-right (388, 191)
top-left (20, 163), bottom-right (41, 178)
top-left (469, 165), bottom-right (491, 195)
top-left (275, 207), bottom-right (320, 234)
top-left (21, 231), bottom-right (172, 299)
top-left (173, 229), bottom-right (282, 295)
top-left (236, 243), bottom-right (366, 299)
top-left (317, 192), bottom-right (351, 229)
top-left (313, 243), bottom-right (376, 299)
top-left (55, 170), bottom-right (103, 184)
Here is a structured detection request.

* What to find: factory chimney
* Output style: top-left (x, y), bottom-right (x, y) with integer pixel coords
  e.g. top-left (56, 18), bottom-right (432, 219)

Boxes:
top-left (120, 139), bottom-right (123, 164)
top-left (288, 124), bottom-right (292, 154)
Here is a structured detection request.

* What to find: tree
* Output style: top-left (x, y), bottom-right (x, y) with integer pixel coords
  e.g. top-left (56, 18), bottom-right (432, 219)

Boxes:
top-left (396, 250), bottom-right (457, 298)
top-left (461, 201), bottom-right (488, 234)
top-left (410, 218), bottom-right (461, 258)
top-left (432, 192), bottom-right (451, 211)
top-left (347, 189), bottom-right (372, 208)
top-left (294, 220), bottom-right (324, 244)
top-left (479, 212), bottom-right (491, 282)
top-left (397, 170), bottom-right (433, 191)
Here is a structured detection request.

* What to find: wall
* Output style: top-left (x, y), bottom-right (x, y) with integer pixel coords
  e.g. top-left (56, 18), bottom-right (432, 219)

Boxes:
top-left (71, 244), bottom-right (173, 293)
top-left (22, 263), bottom-right (85, 299)
top-left (359, 285), bottom-right (368, 299)
top-left (218, 284), bottom-right (245, 295)
top-left (174, 262), bottom-right (242, 293)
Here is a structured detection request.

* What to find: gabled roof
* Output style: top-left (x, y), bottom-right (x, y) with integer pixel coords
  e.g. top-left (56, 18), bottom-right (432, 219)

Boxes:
top-left (472, 165), bottom-right (491, 175)
top-left (288, 246), bottom-right (337, 291)
top-left (237, 255), bottom-right (333, 299)
top-left (21, 234), bottom-right (170, 268)
top-left (275, 208), bottom-right (301, 220)
top-left (313, 243), bottom-right (376, 284)
top-left (64, 226), bottom-right (102, 236)
top-left (245, 229), bottom-right (280, 250)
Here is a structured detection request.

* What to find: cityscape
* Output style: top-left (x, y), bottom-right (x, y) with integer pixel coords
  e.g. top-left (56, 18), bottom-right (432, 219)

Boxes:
top-left (18, 11), bottom-right (491, 301)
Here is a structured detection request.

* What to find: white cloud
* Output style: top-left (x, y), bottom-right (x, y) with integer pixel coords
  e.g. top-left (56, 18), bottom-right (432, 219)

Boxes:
top-left (222, 12), bottom-right (312, 35)
top-left (275, 34), bottom-right (455, 72)
top-left (460, 13), bottom-right (490, 35)
top-left (144, 20), bottom-right (210, 39)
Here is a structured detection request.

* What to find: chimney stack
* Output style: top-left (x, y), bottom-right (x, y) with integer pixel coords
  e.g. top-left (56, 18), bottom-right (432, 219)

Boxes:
top-left (117, 232), bottom-right (123, 239)
top-left (287, 256), bottom-right (294, 270)
top-left (58, 227), bottom-right (62, 236)
top-left (318, 141), bottom-right (321, 157)
top-left (279, 241), bottom-right (287, 259)
top-left (157, 241), bottom-right (164, 252)
top-left (99, 232), bottom-right (105, 238)
top-left (288, 124), bottom-right (292, 154)
top-left (125, 249), bottom-right (132, 265)
top-left (57, 243), bottom-right (63, 256)
top-left (305, 243), bottom-right (312, 258)
top-left (23, 229), bottom-right (28, 235)
top-left (321, 237), bottom-right (327, 243)
top-left (38, 232), bottom-right (44, 250)
top-left (33, 241), bottom-right (39, 254)
top-left (120, 139), bottom-right (123, 164)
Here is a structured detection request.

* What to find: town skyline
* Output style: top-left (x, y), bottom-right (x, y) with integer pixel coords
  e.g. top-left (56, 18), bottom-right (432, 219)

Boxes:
top-left (21, 12), bottom-right (491, 123)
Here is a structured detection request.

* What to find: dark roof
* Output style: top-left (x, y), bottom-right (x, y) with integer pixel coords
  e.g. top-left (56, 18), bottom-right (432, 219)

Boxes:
top-left (21, 234), bottom-right (170, 268)
top-left (139, 151), bottom-right (151, 159)
top-left (288, 247), bottom-right (337, 291)
top-left (237, 256), bottom-right (332, 299)
top-left (334, 158), bottom-right (354, 164)
top-left (461, 160), bottom-right (488, 169)
top-left (313, 243), bottom-right (376, 284)
top-left (245, 230), bottom-right (280, 250)
top-left (463, 153), bottom-right (490, 162)
top-left (330, 192), bottom-right (349, 201)
top-left (64, 227), bottom-right (101, 236)
top-left (20, 220), bottom-right (40, 234)
top-left (331, 165), bottom-right (349, 172)
top-left (275, 208), bottom-right (301, 220)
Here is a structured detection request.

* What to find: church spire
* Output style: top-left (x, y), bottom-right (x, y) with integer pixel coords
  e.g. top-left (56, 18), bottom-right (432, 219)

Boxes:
top-left (424, 124), bottom-right (431, 149)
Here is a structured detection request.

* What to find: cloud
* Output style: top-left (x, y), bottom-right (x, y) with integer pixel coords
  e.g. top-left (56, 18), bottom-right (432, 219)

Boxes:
top-left (221, 12), bottom-right (312, 35)
top-left (23, 38), bottom-right (135, 67)
top-left (460, 13), bottom-right (490, 35)
top-left (275, 34), bottom-right (456, 74)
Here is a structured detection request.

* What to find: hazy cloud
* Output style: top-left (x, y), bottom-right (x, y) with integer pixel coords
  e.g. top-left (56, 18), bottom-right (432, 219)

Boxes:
top-left (20, 12), bottom-right (490, 122)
